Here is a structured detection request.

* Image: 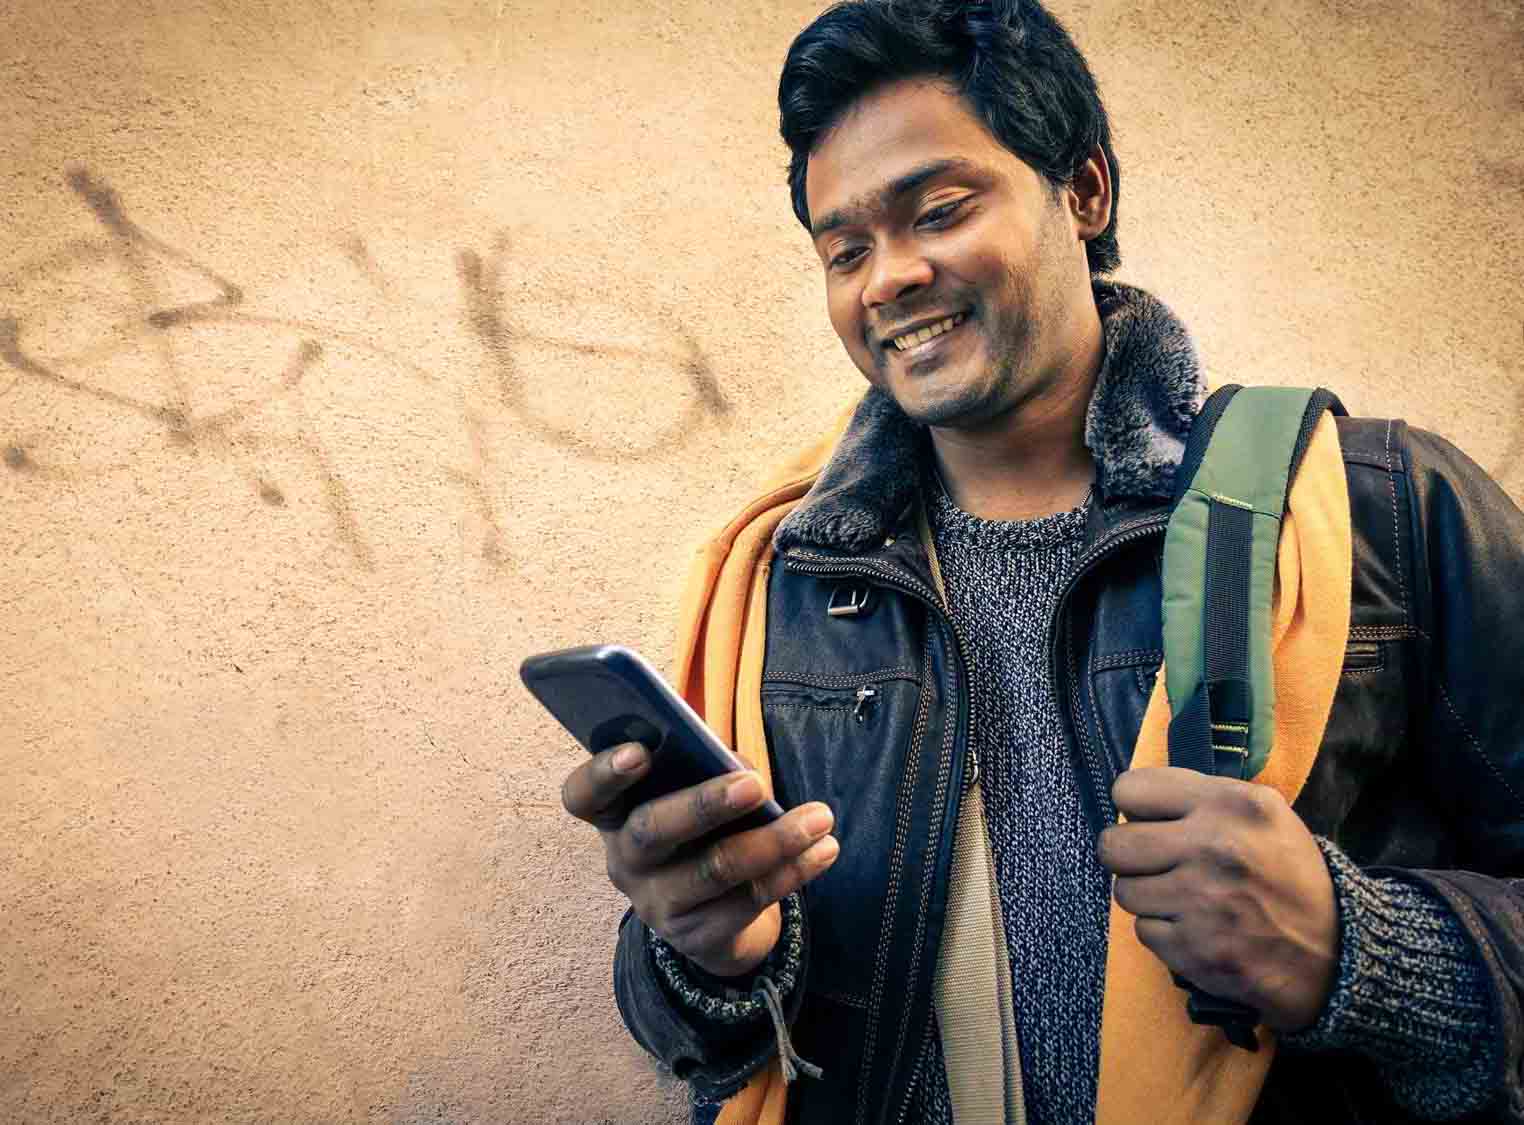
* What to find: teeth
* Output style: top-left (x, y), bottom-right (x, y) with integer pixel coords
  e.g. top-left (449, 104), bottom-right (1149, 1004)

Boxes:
top-left (893, 312), bottom-right (965, 351)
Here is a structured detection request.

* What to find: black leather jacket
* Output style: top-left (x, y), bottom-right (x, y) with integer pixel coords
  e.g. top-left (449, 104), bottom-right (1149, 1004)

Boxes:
top-left (615, 289), bottom-right (1524, 1124)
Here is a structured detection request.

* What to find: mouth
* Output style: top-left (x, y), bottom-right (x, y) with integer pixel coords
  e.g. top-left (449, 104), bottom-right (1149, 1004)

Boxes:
top-left (883, 310), bottom-right (971, 357)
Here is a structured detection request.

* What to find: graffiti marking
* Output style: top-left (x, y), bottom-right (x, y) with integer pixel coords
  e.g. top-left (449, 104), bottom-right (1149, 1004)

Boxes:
top-left (339, 235), bottom-right (394, 298)
top-left (5, 167), bottom-right (735, 572)
top-left (457, 235), bottom-right (730, 463)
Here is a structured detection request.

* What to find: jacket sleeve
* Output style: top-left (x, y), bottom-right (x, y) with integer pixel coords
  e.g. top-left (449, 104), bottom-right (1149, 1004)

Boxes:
top-left (1390, 426), bottom-right (1524, 1120)
top-left (613, 897), bottom-right (810, 1102)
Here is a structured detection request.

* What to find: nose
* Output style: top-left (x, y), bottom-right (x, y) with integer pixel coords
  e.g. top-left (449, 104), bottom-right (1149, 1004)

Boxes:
top-left (861, 239), bottom-right (933, 310)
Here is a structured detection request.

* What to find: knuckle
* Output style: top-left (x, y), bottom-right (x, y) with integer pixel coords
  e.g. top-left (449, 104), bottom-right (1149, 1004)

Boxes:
top-left (745, 876), bottom-right (773, 911)
top-left (1112, 878), bottom-right (1135, 914)
top-left (1209, 899), bottom-right (1242, 930)
top-left (1205, 836), bottom-right (1252, 879)
top-left (1193, 881), bottom-right (1239, 924)
top-left (699, 842), bottom-right (734, 889)
top-left (692, 781), bottom-right (728, 828)
top-left (1233, 783), bottom-right (1278, 823)
top-left (625, 806), bottom-right (659, 855)
top-left (1096, 827), bottom-right (1119, 868)
top-left (1198, 937), bottom-right (1246, 985)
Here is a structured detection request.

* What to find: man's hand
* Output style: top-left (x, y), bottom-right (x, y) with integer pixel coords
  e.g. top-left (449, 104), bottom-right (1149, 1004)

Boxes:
top-left (1097, 767), bottom-right (1339, 1032)
top-left (561, 741), bottom-right (839, 978)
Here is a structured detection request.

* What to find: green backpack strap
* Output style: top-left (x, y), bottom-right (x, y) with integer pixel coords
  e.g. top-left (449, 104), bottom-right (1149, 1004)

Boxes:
top-left (1161, 383), bottom-right (1346, 1050)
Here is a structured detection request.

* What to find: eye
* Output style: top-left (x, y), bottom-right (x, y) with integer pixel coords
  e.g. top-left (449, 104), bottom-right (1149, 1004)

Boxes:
top-left (916, 199), bottom-right (966, 228)
top-left (828, 246), bottom-right (866, 271)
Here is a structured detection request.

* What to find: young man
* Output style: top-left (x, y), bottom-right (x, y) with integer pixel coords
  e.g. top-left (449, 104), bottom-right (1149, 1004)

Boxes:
top-left (560, 2), bottom-right (1524, 1121)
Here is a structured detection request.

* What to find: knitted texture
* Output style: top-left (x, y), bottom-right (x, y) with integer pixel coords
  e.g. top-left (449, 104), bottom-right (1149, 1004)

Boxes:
top-left (650, 891), bottom-right (806, 1024)
top-left (1282, 837), bottom-right (1498, 1119)
top-left (909, 477), bottom-right (1107, 1125)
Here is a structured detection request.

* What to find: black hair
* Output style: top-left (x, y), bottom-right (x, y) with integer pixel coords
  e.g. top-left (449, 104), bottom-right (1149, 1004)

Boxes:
top-left (779, 0), bottom-right (1121, 275)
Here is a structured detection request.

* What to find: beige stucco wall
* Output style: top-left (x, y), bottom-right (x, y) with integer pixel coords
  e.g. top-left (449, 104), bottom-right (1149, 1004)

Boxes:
top-left (2, 1), bottom-right (1519, 1121)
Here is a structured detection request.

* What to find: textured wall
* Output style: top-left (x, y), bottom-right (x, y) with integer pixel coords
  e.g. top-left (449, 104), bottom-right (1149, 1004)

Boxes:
top-left (2, 1), bottom-right (1520, 1122)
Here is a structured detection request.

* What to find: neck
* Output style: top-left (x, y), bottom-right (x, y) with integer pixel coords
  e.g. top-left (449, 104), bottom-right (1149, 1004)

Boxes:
top-left (929, 302), bottom-right (1103, 521)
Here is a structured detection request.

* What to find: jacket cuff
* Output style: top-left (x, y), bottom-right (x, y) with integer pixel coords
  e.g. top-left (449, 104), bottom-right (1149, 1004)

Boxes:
top-left (649, 891), bottom-right (806, 1024)
top-left (1282, 836), bottom-right (1498, 1119)
top-left (612, 897), bottom-right (810, 1101)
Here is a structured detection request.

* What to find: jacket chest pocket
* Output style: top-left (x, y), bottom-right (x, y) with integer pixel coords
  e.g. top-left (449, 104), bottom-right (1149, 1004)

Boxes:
top-left (1290, 632), bottom-right (1426, 843)
top-left (1323, 634), bottom-right (1408, 763)
top-left (761, 669), bottom-right (924, 1005)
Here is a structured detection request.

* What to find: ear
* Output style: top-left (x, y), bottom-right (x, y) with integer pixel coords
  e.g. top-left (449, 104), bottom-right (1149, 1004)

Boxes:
top-left (1068, 145), bottom-right (1113, 242)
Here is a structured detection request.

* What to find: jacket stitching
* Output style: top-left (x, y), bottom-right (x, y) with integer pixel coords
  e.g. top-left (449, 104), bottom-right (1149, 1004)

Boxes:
top-left (1384, 420), bottom-right (1411, 621)
top-left (1349, 624), bottom-right (1415, 641)
top-left (763, 667), bottom-right (919, 688)
top-left (1436, 680), bottom-right (1524, 815)
top-left (1083, 641), bottom-right (1113, 785)
top-left (1091, 648), bottom-right (1164, 673)
top-left (820, 989), bottom-right (870, 1011)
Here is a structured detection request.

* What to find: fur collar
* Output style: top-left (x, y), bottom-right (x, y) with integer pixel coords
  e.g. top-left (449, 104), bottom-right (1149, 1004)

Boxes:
top-left (773, 281), bottom-right (1206, 554)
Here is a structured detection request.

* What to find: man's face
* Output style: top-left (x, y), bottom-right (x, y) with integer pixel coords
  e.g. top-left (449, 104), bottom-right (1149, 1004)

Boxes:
top-left (805, 79), bottom-right (1086, 429)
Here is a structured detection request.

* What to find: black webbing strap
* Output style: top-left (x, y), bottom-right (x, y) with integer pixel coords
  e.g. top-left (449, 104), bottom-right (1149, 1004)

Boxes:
top-left (1166, 497), bottom-right (1255, 779)
top-left (1203, 499), bottom-right (1255, 781)
top-left (1167, 496), bottom-right (1262, 1050)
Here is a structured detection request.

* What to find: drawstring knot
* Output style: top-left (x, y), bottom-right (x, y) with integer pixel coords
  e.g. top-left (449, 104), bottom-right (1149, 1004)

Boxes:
top-left (755, 974), bottom-right (823, 1083)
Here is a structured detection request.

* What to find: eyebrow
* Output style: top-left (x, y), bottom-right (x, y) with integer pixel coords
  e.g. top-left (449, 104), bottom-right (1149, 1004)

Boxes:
top-left (810, 157), bottom-right (980, 240)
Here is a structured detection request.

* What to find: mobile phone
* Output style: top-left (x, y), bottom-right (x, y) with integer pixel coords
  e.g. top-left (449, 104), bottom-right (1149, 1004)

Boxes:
top-left (520, 644), bottom-right (784, 836)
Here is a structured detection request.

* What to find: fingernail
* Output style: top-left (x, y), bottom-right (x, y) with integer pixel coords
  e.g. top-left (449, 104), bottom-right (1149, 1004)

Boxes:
top-left (612, 744), bottom-right (645, 773)
top-left (726, 774), bottom-right (763, 809)
top-left (806, 835), bottom-right (839, 865)
top-left (803, 806), bottom-right (834, 838)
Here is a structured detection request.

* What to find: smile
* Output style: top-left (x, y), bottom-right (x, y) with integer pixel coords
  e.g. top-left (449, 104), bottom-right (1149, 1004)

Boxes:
top-left (889, 311), bottom-right (969, 353)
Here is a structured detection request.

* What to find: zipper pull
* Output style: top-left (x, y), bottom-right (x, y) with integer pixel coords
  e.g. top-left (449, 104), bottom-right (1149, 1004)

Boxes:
top-left (853, 685), bottom-right (878, 723)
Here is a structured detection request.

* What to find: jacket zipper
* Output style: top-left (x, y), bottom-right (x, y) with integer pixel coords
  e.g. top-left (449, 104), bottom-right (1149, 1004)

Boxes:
top-left (894, 1019), bottom-right (936, 1125)
top-left (861, 635), bottom-right (935, 1125)
top-left (762, 669), bottom-right (919, 725)
top-left (1046, 516), bottom-right (1169, 832)
top-left (887, 642), bottom-right (960, 1125)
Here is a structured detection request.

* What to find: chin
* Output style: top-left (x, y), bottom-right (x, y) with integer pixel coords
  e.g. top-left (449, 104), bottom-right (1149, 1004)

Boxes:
top-left (886, 383), bottom-right (996, 429)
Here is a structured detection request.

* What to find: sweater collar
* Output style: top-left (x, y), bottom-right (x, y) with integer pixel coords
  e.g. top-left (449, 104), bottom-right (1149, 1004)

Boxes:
top-left (773, 281), bottom-right (1206, 554)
